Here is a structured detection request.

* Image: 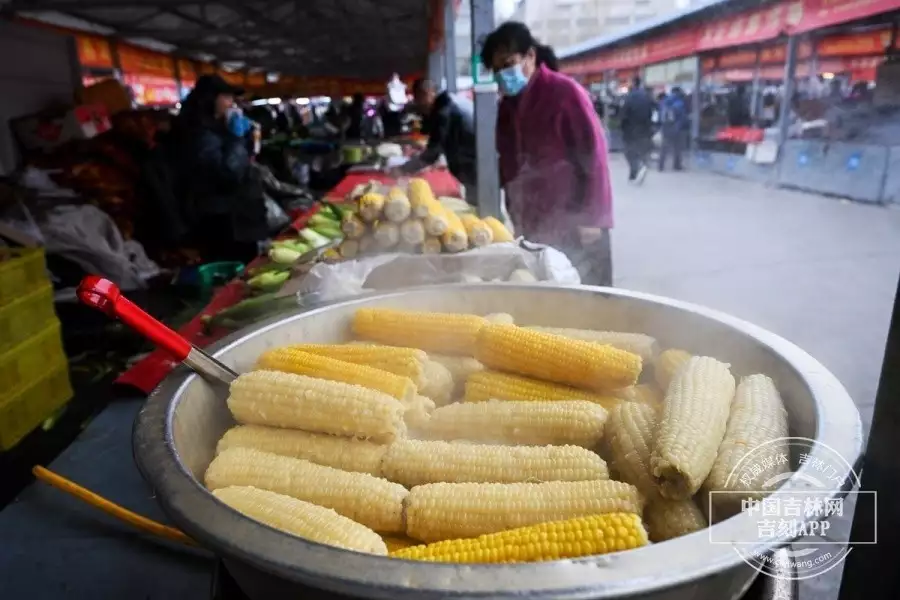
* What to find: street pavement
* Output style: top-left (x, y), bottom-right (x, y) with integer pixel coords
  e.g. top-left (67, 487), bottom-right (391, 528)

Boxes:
top-left (608, 157), bottom-right (900, 599)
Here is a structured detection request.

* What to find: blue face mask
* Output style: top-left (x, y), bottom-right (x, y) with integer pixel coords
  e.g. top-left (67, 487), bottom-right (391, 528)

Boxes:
top-left (494, 64), bottom-right (528, 97)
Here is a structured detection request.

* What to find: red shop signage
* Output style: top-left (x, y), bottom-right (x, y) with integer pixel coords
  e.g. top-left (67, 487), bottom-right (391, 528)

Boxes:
top-left (793, 0), bottom-right (900, 34)
top-left (817, 28), bottom-right (893, 57)
top-left (697, 1), bottom-right (803, 51)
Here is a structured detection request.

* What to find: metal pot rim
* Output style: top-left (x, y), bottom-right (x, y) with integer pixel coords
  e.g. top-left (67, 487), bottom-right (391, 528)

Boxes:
top-left (134, 284), bottom-right (863, 599)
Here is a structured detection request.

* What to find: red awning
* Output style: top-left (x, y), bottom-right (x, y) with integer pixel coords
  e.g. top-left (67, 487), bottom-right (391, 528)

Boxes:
top-left (792, 0), bottom-right (900, 34)
top-left (697, 2), bottom-right (801, 51)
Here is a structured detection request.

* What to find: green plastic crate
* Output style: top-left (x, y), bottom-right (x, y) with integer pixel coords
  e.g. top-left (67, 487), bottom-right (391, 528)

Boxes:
top-left (0, 283), bottom-right (56, 355)
top-left (0, 362), bottom-right (72, 450)
top-left (0, 321), bottom-right (66, 404)
top-left (0, 247), bottom-right (48, 308)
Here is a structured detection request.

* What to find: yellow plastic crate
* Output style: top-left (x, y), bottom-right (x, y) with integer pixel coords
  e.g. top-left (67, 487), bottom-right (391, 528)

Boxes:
top-left (0, 362), bottom-right (72, 450)
top-left (0, 284), bottom-right (56, 355)
top-left (0, 322), bottom-right (66, 403)
top-left (0, 247), bottom-right (48, 308)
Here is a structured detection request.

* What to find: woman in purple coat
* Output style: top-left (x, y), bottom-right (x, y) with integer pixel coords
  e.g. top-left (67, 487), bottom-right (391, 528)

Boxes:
top-left (482, 22), bottom-right (614, 286)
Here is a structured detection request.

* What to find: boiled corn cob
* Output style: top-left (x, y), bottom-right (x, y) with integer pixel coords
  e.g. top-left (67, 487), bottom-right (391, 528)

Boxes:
top-left (464, 370), bottom-right (621, 410)
top-left (507, 269), bottom-right (537, 282)
top-left (418, 399), bottom-right (608, 448)
top-left (255, 347), bottom-right (416, 404)
top-left (651, 357), bottom-right (736, 500)
top-left (484, 312), bottom-right (515, 325)
top-left (604, 402), bottom-right (660, 498)
top-left (644, 498), bottom-right (708, 543)
top-left (404, 395), bottom-right (436, 430)
top-left (483, 216), bottom-right (513, 243)
top-left (373, 221), bottom-right (400, 249)
top-left (440, 211), bottom-right (469, 252)
top-left (341, 213), bottom-right (367, 239)
top-left (381, 534), bottom-right (420, 553)
top-left (654, 348), bottom-right (692, 392)
top-left (408, 178), bottom-right (437, 217)
top-left (526, 327), bottom-right (658, 363)
top-left (424, 205), bottom-right (451, 237)
top-left (460, 214), bottom-right (493, 247)
top-left (339, 239), bottom-right (359, 259)
top-left (381, 439), bottom-right (609, 487)
top-left (614, 384), bottom-right (664, 407)
top-left (429, 354), bottom-right (483, 397)
top-left (704, 374), bottom-right (790, 520)
top-left (283, 344), bottom-right (427, 388)
top-left (352, 308), bottom-right (487, 356)
top-left (475, 324), bottom-right (642, 392)
top-left (384, 187), bottom-right (412, 222)
top-left (216, 425), bottom-right (387, 476)
top-left (419, 359), bottom-right (455, 406)
top-left (393, 513), bottom-right (648, 563)
top-left (359, 234), bottom-right (377, 255)
top-left (399, 219), bottom-right (426, 245)
top-left (358, 192), bottom-right (385, 222)
top-left (421, 236), bottom-right (443, 254)
top-left (213, 486), bottom-right (388, 555)
top-left (205, 448), bottom-right (408, 533)
top-left (405, 480), bottom-right (644, 542)
top-left (226, 370), bottom-right (406, 443)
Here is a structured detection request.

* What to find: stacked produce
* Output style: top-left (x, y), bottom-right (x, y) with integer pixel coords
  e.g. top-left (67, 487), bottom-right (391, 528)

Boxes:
top-left (338, 178), bottom-right (514, 258)
top-left (206, 306), bottom-right (792, 562)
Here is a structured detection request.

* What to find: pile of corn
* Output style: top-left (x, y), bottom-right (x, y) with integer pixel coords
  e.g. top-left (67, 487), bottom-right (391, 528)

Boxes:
top-left (335, 178), bottom-right (513, 260)
top-left (207, 308), bottom-right (790, 563)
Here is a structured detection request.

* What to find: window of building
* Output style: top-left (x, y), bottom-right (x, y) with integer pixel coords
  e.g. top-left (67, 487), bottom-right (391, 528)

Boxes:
top-left (605, 15), bottom-right (632, 27)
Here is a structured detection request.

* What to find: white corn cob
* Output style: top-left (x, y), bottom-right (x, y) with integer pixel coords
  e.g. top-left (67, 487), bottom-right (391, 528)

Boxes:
top-left (419, 359), bottom-right (455, 406)
top-left (428, 354), bottom-right (483, 397)
top-left (384, 187), bottom-right (412, 222)
top-left (399, 219), bottom-right (426, 245)
top-left (655, 348), bottom-right (693, 391)
top-left (373, 221), bottom-right (400, 249)
top-left (644, 498), bottom-right (708, 543)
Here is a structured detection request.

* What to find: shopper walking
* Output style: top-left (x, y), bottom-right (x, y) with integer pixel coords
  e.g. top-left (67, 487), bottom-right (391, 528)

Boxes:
top-left (483, 22), bottom-right (613, 286)
top-left (620, 76), bottom-right (654, 184)
top-left (659, 86), bottom-right (688, 171)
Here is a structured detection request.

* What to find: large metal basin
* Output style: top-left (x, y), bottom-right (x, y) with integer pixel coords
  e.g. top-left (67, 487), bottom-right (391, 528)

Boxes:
top-left (134, 285), bottom-right (863, 600)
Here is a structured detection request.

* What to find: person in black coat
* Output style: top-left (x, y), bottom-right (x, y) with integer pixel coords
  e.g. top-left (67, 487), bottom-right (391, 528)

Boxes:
top-left (620, 76), bottom-right (655, 183)
top-left (167, 74), bottom-right (267, 262)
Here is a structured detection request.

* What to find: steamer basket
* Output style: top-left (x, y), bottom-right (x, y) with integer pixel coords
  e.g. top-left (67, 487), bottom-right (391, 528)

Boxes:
top-left (134, 284), bottom-right (863, 600)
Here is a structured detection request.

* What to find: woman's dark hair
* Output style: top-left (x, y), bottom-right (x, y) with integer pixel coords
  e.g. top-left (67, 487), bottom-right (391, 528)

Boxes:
top-left (173, 75), bottom-right (224, 134)
top-left (535, 44), bottom-right (559, 72)
top-left (479, 21), bottom-right (536, 67)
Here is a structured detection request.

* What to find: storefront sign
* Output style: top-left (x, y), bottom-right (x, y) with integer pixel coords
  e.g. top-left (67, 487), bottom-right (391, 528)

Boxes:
top-left (123, 74), bottom-right (180, 106)
top-left (717, 49), bottom-right (760, 68)
top-left (220, 70), bottom-right (245, 86)
top-left (817, 28), bottom-right (893, 57)
top-left (117, 45), bottom-right (175, 79)
top-left (75, 33), bottom-right (114, 69)
top-left (697, 2), bottom-right (803, 51)
top-left (177, 59), bottom-right (197, 87)
top-left (793, 0), bottom-right (900, 34)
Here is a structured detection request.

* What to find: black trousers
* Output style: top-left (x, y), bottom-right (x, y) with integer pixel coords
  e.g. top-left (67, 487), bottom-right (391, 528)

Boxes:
top-left (624, 138), bottom-right (651, 179)
top-left (659, 131), bottom-right (686, 170)
top-left (561, 229), bottom-right (613, 287)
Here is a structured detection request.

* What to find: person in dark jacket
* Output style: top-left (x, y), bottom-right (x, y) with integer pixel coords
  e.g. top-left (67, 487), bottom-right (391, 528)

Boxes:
top-left (344, 93), bottom-right (366, 140)
top-left (396, 78), bottom-right (477, 202)
top-left (659, 86), bottom-right (688, 171)
top-left (167, 74), bottom-right (267, 262)
top-left (620, 76), bottom-right (655, 184)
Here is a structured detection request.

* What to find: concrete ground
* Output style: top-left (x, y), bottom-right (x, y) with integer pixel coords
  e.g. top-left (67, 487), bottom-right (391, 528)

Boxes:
top-left (608, 157), bottom-right (900, 599)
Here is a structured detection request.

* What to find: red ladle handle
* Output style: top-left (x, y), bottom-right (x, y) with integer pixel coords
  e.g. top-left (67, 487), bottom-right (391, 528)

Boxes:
top-left (77, 276), bottom-right (192, 361)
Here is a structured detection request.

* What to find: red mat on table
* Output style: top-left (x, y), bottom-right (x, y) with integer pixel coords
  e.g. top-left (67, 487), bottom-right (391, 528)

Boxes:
top-left (326, 167), bottom-right (461, 201)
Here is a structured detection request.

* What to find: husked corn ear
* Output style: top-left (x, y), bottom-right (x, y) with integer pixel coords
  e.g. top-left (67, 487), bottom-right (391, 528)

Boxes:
top-left (460, 214), bottom-right (493, 247)
top-left (465, 370), bottom-right (621, 410)
top-left (405, 480), bottom-right (644, 542)
top-left (352, 308), bottom-right (487, 356)
top-left (373, 221), bottom-right (400, 249)
top-left (255, 347), bottom-right (416, 403)
top-left (214, 486), bottom-right (388, 554)
top-left (618, 383), bottom-right (665, 407)
top-left (227, 370), bottom-right (406, 443)
top-left (419, 400), bottom-right (608, 448)
top-left (384, 187), bottom-right (412, 222)
top-left (421, 236), bottom-right (443, 254)
top-left (605, 402), bottom-right (659, 498)
top-left (408, 178), bottom-right (436, 217)
top-left (358, 192), bottom-right (385, 222)
top-left (483, 216), bottom-right (514, 243)
top-left (206, 448), bottom-right (408, 533)
top-left (484, 312), bottom-right (515, 325)
top-left (341, 213), bottom-right (367, 239)
top-left (382, 534), bottom-right (420, 553)
top-left (216, 425), bottom-right (387, 476)
top-left (644, 498), bottom-right (707, 543)
top-left (429, 354), bottom-right (483, 397)
top-left (339, 239), bottom-right (359, 259)
top-left (404, 395), bottom-right (435, 430)
top-left (651, 357), bottom-right (735, 500)
top-left (381, 439), bottom-right (608, 487)
top-left (704, 374), bottom-right (790, 520)
top-left (475, 324), bottom-right (642, 392)
top-left (359, 234), bottom-right (377, 255)
top-left (440, 211), bottom-right (468, 252)
top-left (285, 344), bottom-right (427, 388)
top-left (399, 219), bottom-right (426, 245)
top-left (655, 349), bottom-right (692, 392)
top-left (393, 513), bottom-right (647, 563)
top-left (419, 359), bottom-right (455, 406)
top-left (526, 327), bottom-right (658, 363)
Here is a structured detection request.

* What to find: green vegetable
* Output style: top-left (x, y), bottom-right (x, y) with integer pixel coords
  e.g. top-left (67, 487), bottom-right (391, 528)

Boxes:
top-left (269, 246), bottom-right (302, 265)
top-left (299, 227), bottom-right (332, 248)
top-left (308, 212), bottom-right (339, 228)
top-left (312, 224), bottom-right (343, 240)
top-left (272, 239), bottom-right (311, 254)
top-left (245, 262), bottom-right (292, 278)
top-left (247, 270), bottom-right (290, 292)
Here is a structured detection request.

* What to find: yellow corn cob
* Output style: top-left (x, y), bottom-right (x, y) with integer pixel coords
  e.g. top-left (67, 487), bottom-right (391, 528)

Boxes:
top-left (615, 383), bottom-right (665, 407)
top-left (339, 239), bottom-right (359, 259)
top-left (381, 439), bottom-right (609, 487)
top-left (205, 448), bottom-right (408, 533)
top-left (382, 534), bottom-right (420, 553)
top-left (373, 221), bottom-right (400, 249)
top-left (644, 498), bottom-right (708, 543)
top-left (392, 513), bottom-right (648, 562)
top-left (399, 219), bottom-right (426, 245)
top-left (285, 344), bottom-right (427, 388)
top-left (384, 187), bottom-right (412, 222)
top-left (475, 324), bottom-right (642, 393)
top-left (418, 399), bottom-right (608, 448)
top-left (341, 213), bottom-right (367, 239)
top-left (482, 216), bottom-right (513, 243)
top-left (226, 370), bottom-right (406, 443)
top-left (213, 486), bottom-right (388, 555)
top-left (405, 480), bottom-right (644, 542)
top-left (484, 312), bottom-right (515, 325)
top-left (216, 425), bottom-right (387, 476)
top-left (421, 236), bottom-right (443, 254)
top-left (704, 374), bottom-right (790, 520)
top-left (419, 359), bottom-right (455, 406)
top-left (605, 402), bottom-right (660, 498)
top-left (651, 357), bottom-right (735, 500)
top-left (321, 248), bottom-right (341, 263)
top-left (429, 354), bottom-right (483, 397)
top-left (358, 192), bottom-right (385, 222)
top-left (464, 370), bottom-right (621, 410)
top-left (408, 178), bottom-right (436, 217)
top-left (424, 205), bottom-right (451, 236)
top-left (352, 308), bottom-right (487, 356)
top-left (359, 234), bottom-right (377, 255)
top-left (441, 210), bottom-right (469, 252)
top-left (654, 348), bottom-right (693, 392)
top-left (404, 394), bottom-right (435, 430)
top-left (255, 347), bottom-right (416, 404)
top-left (459, 214), bottom-right (493, 247)
top-left (526, 327), bottom-right (658, 363)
